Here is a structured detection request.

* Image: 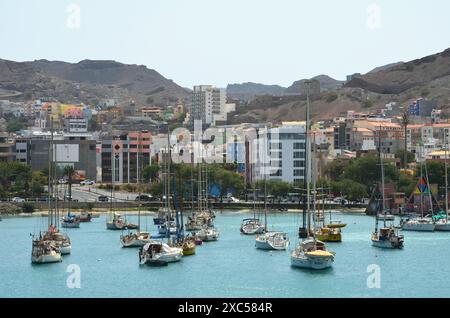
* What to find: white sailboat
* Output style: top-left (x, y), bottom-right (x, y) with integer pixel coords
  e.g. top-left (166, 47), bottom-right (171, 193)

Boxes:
top-left (31, 122), bottom-right (64, 263)
top-left (241, 189), bottom-right (265, 235)
top-left (255, 159), bottom-right (289, 250)
top-left (435, 134), bottom-right (450, 231)
top-left (290, 82), bottom-right (334, 270)
top-left (402, 158), bottom-right (435, 232)
top-left (120, 155), bottom-right (152, 247)
top-left (371, 142), bottom-right (404, 249)
top-left (139, 241), bottom-right (183, 266)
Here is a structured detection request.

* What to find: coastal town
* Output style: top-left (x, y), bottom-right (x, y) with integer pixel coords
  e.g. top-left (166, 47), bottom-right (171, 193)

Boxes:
top-left (2, 0), bottom-right (450, 302)
top-left (0, 82), bottom-right (449, 213)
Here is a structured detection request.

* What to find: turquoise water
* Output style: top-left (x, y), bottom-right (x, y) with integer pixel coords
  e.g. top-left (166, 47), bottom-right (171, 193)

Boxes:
top-left (0, 211), bottom-right (449, 298)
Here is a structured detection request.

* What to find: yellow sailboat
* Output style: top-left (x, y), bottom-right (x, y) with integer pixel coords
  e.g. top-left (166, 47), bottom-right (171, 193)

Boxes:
top-left (314, 185), bottom-right (346, 242)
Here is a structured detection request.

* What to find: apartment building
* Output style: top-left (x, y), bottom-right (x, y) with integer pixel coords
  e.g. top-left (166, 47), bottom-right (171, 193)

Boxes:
top-left (101, 131), bottom-right (151, 184)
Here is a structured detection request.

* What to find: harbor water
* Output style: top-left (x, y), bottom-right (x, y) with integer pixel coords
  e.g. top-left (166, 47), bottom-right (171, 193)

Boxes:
top-left (0, 211), bottom-right (449, 298)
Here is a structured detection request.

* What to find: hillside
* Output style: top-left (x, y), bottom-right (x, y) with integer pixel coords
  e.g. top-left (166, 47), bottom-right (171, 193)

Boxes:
top-left (226, 82), bottom-right (285, 101)
top-left (229, 48), bottom-right (450, 124)
top-left (0, 59), bottom-right (189, 106)
top-left (284, 75), bottom-right (344, 94)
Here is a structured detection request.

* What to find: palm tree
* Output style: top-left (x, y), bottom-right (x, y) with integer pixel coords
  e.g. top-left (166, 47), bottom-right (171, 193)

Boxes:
top-left (401, 110), bottom-right (410, 169)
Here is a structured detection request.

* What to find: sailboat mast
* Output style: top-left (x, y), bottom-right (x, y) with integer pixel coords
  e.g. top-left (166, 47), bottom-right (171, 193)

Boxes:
top-left (137, 131), bottom-right (141, 231)
top-left (312, 132), bottom-right (317, 233)
top-left (48, 120), bottom-right (53, 228)
top-left (445, 132), bottom-right (449, 220)
top-left (264, 150), bottom-right (268, 231)
top-left (306, 82), bottom-right (311, 235)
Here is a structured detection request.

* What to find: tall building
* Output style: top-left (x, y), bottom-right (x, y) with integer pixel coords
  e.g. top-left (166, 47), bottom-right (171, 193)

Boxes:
top-left (101, 131), bottom-right (151, 184)
top-left (189, 85), bottom-right (226, 126)
top-left (254, 122), bottom-right (307, 184)
top-left (28, 131), bottom-right (97, 180)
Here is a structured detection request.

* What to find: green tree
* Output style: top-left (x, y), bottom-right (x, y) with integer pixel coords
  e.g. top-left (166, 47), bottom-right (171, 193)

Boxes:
top-left (325, 158), bottom-right (351, 181)
top-left (395, 150), bottom-right (415, 167)
top-left (142, 164), bottom-right (160, 183)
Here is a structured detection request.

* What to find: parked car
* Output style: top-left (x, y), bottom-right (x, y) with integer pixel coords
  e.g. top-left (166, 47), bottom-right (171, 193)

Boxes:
top-left (58, 179), bottom-right (68, 184)
top-left (65, 195), bottom-right (79, 202)
top-left (98, 195), bottom-right (109, 202)
top-left (12, 197), bottom-right (25, 203)
top-left (135, 194), bottom-right (153, 202)
top-left (227, 196), bottom-right (240, 203)
top-left (80, 179), bottom-right (95, 186)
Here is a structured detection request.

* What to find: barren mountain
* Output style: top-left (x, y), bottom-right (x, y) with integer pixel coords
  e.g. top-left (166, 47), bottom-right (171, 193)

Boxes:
top-left (0, 59), bottom-right (189, 106)
top-left (226, 82), bottom-right (286, 101)
top-left (229, 48), bottom-right (450, 124)
top-left (285, 75), bottom-right (344, 94)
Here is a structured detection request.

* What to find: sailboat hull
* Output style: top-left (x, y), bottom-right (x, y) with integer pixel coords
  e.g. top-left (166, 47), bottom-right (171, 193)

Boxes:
top-left (435, 222), bottom-right (450, 231)
top-left (59, 245), bottom-right (71, 254)
top-left (31, 252), bottom-right (62, 264)
top-left (402, 222), bottom-right (435, 232)
top-left (61, 221), bottom-right (80, 228)
top-left (106, 221), bottom-right (126, 230)
top-left (371, 239), bottom-right (403, 249)
top-left (315, 233), bottom-right (341, 242)
top-left (290, 254), bottom-right (333, 270)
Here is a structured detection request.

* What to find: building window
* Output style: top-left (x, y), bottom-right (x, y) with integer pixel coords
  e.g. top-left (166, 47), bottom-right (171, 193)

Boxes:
top-left (293, 152), bottom-right (305, 159)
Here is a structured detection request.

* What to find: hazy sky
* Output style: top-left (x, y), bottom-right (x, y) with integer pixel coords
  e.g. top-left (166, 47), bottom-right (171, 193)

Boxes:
top-left (1, 0), bottom-right (449, 88)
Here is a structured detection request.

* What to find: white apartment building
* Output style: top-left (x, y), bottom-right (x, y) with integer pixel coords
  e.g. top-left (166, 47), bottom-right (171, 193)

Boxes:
top-left (189, 85), bottom-right (226, 126)
top-left (254, 122), bottom-right (307, 183)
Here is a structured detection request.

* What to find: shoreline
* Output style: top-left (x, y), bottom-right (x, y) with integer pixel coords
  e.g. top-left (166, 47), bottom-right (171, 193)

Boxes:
top-left (0, 208), bottom-right (368, 218)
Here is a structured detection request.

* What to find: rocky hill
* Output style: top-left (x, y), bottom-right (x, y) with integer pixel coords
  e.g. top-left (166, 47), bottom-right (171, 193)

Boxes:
top-left (226, 82), bottom-right (286, 101)
top-left (229, 48), bottom-right (450, 124)
top-left (284, 75), bottom-right (344, 94)
top-left (0, 59), bottom-right (189, 106)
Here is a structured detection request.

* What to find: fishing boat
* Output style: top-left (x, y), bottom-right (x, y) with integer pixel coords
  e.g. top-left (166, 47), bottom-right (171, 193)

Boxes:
top-left (290, 83), bottom-right (335, 270)
top-left (139, 241), bottom-right (183, 266)
top-left (31, 236), bottom-right (62, 264)
top-left (371, 134), bottom-right (404, 249)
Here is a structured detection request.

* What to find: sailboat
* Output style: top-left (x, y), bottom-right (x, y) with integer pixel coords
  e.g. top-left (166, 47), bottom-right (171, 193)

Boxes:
top-left (371, 142), bottom-right (404, 249)
top-left (120, 150), bottom-right (151, 247)
top-left (290, 82), bottom-right (335, 270)
top-left (188, 154), bottom-right (219, 241)
top-left (138, 139), bottom-right (183, 265)
top-left (61, 172), bottom-right (80, 228)
top-left (435, 134), bottom-right (450, 231)
top-left (31, 122), bottom-right (64, 263)
top-left (401, 159), bottom-right (436, 231)
top-left (240, 189), bottom-right (265, 235)
top-left (255, 157), bottom-right (289, 250)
